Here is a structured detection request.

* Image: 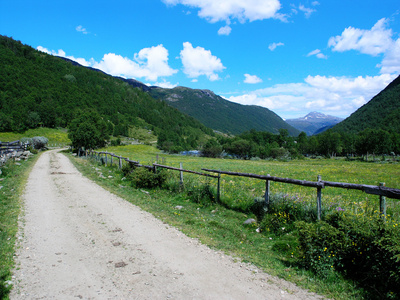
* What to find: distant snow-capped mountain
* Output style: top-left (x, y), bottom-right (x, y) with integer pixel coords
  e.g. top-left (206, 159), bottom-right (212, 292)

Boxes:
top-left (286, 112), bottom-right (343, 135)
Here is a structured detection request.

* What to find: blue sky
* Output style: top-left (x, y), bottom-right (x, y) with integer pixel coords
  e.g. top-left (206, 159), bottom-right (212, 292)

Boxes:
top-left (1, 0), bottom-right (399, 119)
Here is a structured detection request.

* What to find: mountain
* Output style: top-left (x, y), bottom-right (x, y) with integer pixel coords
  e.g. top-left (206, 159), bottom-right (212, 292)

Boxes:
top-left (149, 86), bottom-right (299, 136)
top-left (331, 75), bottom-right (400, 133)
top-left (286, 112), bottom-right (343, 135)
top-left (0, 35), bottom-right (212, 151)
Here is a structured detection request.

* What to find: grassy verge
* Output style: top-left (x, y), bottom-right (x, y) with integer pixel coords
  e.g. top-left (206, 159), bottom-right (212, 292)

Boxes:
top-left (69, 152), bottom-right (367, 299)
top-left (0, 152), bottom-right (41, 299)
top-left (0, 128), bottom-right (70, 146)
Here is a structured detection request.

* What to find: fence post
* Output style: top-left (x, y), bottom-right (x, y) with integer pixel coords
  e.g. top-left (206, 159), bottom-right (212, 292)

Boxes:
top-left (380, 182), bottom-right (386, 220)
top-left (110, 154), bottom-right (113, 165)
top-left (217, 173), bottom-right (221, 203)
top-left (265, 174), bottom-right (270, 209)
top-left (105, 152), bottom-right (108, 166)
top-left (119, 156), bottom-right (122, 169)
top-left (180, 163), bottom-right (184, 187)
top-left (317, 175), bottom-right (322, 220)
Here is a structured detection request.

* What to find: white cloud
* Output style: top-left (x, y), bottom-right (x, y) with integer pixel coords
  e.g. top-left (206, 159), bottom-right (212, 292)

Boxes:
top-left (37, 46), bottom-right (91, 66)
top-left (298, 4), bottom-right (316, 18)
top-left (378, 37), bottom-right (400, 74)
top-left (244, 74), bottom-right (262, 84)
top-left (227, 74), bottom-right (397, 118)
top-left (76, 25), bottom-right (88, 34)
top-left (162, 0), bottom-right (284, 23)
top-left (218, 25), bottom-right (232, 35)
top-left (307, 49), bottom-right (327, 59)
top-left (328, 18), bottom-right (393, 56)
top-left (151, 80), bottom-right (178, 88)
top-left (180, 42), bottom-right (225, 81)
top-left (37, 45), bottom-right (177, 82)
top-left (328, 18), bottom-right (400, 74)
top-left (268, 42), bottom-right (284, 51)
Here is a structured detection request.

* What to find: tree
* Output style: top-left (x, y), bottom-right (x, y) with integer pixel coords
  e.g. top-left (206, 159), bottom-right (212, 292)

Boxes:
top-left (202, 139), bottom-right (222, 158)
top-left (296, 131), bottom-right (308, 154)
top-left (68, 110), bottom-right (109, 150)
top-left (317, 131), bottom-right (342, 157)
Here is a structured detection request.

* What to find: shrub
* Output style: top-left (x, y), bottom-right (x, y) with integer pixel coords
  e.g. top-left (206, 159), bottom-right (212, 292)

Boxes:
top-left (259, 193), bottom-right (318, 234)
top-left (31, 136), bottom-right (48, 149)
top-left (295, 212), bottom-right (400, 298)
top-left (110, 138), bottom-right (121, 147)
top-left (21, 136), bottom-right (48, 150)
top-left (250, 197), bottom-right (268, 222)
top-left (127, 167), bottom-right (167, 189)
top-left (185, 183), bottom-right (216, 206)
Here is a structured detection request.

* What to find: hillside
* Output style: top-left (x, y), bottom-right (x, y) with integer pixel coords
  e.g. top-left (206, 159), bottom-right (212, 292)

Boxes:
top-left (0, 35), bottom-right (213, 151)
top-left (331, 75), bottom-right (400, 133)
top-left (150, 86), bottom-right (299, 136)
top-left (286, 112), bottom-right (343, 136)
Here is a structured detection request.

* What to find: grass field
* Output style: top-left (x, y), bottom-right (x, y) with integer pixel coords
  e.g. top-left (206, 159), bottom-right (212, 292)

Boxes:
top-left (98, 144), bottom-right (400, 220)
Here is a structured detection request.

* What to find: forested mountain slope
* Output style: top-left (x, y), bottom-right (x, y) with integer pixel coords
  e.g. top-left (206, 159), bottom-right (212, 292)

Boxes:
top-left (0, 35), bottom-right (212, 151)
top-left (150, 86), bottom-right (299, 136)
top-left (331, 75), bottom-right (400, 133)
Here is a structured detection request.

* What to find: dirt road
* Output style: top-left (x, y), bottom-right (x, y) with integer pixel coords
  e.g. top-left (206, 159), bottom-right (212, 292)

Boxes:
top-left (11, 150), bottom-right (323, 299)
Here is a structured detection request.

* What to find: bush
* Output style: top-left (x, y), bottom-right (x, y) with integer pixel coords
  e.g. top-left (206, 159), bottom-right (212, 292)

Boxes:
top-left (21, 136), bottom-right (48, 150)
top-left (185, 183), bottom-right (216, 206)
top-left (259, 193), bottom-right (318, 235)
top-left (32, 136), bottom-right (48, 149)
top-left (250, 197), bottom-right (268, 222)
top-left (110, 138), bottom-right (121, 147)
top-left (127, 167), bottom-right (167, 189)
top-left (295, 212), bottom-right (400, 298)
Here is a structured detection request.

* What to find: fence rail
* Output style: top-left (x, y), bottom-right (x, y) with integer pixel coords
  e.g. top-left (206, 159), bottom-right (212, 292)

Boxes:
top-left (87, 149), bottom-right (400, 220)
top-left (0, 140), bottom-right (25, 154)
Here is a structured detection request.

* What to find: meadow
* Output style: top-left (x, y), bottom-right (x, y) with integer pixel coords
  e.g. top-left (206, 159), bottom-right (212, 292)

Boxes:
top-left (99, 144), bottom-right (400, 219)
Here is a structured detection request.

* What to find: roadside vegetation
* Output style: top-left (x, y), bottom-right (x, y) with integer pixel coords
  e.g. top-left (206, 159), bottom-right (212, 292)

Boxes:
top-left (70, 144), bottom-right (400, 299)
top-left (0, 153), bottom-right (40, 299)
top-left (0, 128), bottom-right (70, 147)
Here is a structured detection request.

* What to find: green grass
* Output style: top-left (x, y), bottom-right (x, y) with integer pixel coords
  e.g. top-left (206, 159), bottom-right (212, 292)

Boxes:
top-left (69, 145), bottom-right (400, 299)
top-left (99, 144), bottom-right (400, 219)
top-left (0, 152), bottom-right (40, 299)
top-left (0, 128), bottom-right (70, 146)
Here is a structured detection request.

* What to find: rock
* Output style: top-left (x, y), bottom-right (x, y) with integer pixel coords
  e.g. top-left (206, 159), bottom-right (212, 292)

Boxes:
top-left (114, 261), bottom-right (127, 268)
top-left (175, 205), bottom-right (184, 210)
top-left (243, 218), bottom-right (256, 225)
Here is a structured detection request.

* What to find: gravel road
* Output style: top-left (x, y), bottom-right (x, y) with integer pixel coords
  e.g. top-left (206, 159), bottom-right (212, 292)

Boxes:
top-left (11, 150), bottom-right (324, 299)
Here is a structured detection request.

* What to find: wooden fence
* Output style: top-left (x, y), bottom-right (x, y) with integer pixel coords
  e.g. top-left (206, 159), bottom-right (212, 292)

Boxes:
top-left (0, 140), bottom-right (26, 155)
top-left (87, 150), bottom-right (400, 220)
